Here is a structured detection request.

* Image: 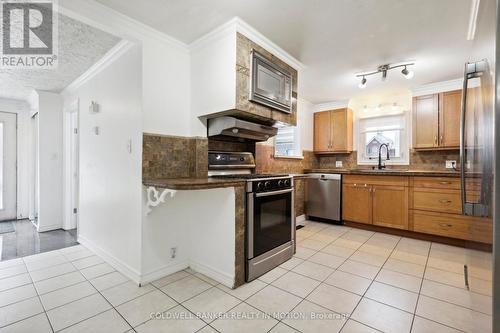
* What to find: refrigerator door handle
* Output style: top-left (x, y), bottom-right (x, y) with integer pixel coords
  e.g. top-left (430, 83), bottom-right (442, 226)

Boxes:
top-left (459, 63), bottom-right (470, 215)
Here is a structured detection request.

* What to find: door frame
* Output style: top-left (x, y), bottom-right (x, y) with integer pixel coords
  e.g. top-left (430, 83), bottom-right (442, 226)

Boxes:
top-left (63, 99), bottom-right (79, 231)
top-left (0, 111), bottom-right (18, 221)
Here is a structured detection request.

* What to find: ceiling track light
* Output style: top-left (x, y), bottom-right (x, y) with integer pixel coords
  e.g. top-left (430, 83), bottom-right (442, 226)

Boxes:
top-left (358, 76), bottom-right (367, 89)
top-left (356, 62), bottom-right (415, 88)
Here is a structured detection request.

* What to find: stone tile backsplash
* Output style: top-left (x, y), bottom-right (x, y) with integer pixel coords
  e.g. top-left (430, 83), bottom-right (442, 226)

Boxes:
top-left (142, 133), bottom-right (208, 179)
top-left (317, 150), bottom-right (460, 170)
top-left (255, 144), bottom-right (319, 174)
top-left (143, 133), bottom-right (459, 180)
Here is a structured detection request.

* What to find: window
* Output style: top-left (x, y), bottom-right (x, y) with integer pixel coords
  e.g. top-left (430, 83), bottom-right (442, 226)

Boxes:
top-left (274, 126), bottom-right (302, 158)
top-left (358, 114), bottom-right (409, 165)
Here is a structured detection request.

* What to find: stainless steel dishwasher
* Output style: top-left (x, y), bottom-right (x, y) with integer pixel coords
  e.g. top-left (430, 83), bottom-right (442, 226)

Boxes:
top-left (305, 173), bottom-right (342, 221)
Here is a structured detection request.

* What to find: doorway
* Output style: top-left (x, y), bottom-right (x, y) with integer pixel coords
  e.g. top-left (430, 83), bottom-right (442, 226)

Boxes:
top-left (0, 112), bottom-right (17, 222)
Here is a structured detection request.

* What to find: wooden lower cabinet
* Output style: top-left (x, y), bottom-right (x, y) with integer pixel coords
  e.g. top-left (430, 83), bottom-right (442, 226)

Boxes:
top-left (412, 210), bottom-right (492, 244)
top-left (342, 175), bottom-right (408, 227)
top-left (341, 174), bottom-right (492, 244)
top-left (372, 186), bottom-right (408, 229)
top-left (342, 183), bottom-right (372, 224)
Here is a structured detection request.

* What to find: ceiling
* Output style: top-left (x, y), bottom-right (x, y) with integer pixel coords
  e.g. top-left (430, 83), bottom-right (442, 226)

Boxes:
top-left (0, 14), bottom-right (120, 101)
top-left (95, 0), bottom-right (495, 104)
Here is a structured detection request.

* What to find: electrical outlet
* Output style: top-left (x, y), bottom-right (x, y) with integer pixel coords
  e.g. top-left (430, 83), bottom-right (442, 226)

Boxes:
top-left (445, 160), bottom-right (456, 169)
top-left (170, 247), bottom-right (177, 259)
top-left (336, 161), bottom-right (343, 168)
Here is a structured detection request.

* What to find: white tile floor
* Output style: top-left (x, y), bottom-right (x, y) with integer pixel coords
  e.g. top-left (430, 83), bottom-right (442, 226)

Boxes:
top-left (0, 221), bottom-right (493, 333)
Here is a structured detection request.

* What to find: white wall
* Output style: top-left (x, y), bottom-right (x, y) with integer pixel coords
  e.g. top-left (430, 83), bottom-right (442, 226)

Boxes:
top-left (297, 98), bottom-right (314, 151)
top-left (142, 187), bottom-right (236, 287)
top-left (66, 44), bottom-right (143, 277)
top-left (190, 29), bottom-right (237, 137)
top-left (142, 39), bottom-right (191, 136)
top-left (0, 98), bottom-right (30, 220)
top-left (37, 91), bottom-right (64, 231)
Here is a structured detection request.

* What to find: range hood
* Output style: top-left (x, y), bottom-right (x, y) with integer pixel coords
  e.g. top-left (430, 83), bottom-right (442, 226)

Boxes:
top-left (208, 116), bottom-right (278, 142)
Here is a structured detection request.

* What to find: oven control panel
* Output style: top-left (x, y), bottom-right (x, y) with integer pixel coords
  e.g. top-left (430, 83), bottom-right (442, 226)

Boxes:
top-left (251, 177), bottom-right (293, 193)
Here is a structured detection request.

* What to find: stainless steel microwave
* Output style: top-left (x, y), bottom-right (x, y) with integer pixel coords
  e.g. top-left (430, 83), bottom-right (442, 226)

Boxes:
top-left (250, 50), bottom-right (292, 114)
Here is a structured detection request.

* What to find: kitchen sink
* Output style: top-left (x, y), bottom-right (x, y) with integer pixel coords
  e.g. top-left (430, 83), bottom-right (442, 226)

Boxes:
top-left (350, 168), bottom-right (408, 173)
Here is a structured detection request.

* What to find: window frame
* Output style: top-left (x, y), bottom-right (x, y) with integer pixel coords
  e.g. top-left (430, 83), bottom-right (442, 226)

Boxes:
top-left (274, 125), bottom-right (303, 159)
top-left (357, 113), bottom-right (409, 165)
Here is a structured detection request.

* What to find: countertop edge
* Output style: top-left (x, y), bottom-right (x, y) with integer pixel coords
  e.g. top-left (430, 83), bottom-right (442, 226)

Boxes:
top-left (303, 169), bottom-right (462, 177)
top-left (143, 179), bottom-right (246, 190)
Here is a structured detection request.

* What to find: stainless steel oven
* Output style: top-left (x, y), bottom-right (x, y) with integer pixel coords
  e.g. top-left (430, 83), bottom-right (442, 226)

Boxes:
top-left (246, 177), bottom-right (294, 281)
top-left (208, 151), bottom-right (295, 282)
top-left (250, 50), bottom-right (292, 114)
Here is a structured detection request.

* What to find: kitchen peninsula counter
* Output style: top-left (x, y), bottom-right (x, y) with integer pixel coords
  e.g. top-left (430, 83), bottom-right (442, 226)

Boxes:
top-left (143, 177), bottom-right (246, 190)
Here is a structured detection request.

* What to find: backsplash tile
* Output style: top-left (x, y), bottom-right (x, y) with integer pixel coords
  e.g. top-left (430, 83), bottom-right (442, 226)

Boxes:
top-left (255, 144), bottom-right (319, 174)
top-left (142, 133), bottom-right (208, 179)
top-left (317, 150), bottom-right (460, 170)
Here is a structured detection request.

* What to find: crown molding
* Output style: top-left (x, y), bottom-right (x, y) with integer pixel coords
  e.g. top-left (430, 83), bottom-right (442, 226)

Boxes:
top-left (314, 100), bottom-right (349, 112)
top-left (61, 40), bottom-right (134, 96)
top-left (58, 0), bottom-right (189, 53)
top-left (189, 17), bottom-right (305, 71)
top-left (411, 78), bottom-right (463, 97)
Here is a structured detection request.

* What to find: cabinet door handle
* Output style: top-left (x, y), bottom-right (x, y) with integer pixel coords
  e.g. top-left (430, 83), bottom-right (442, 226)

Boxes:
top-left (353, 183), bottom-right (357, 187)
top-left (439, 199), bottom-right (452, 205)
top-left (439, 181), bottom-right (451, 185)
top-left (438, 223), bottom-right (453, 228)
top-left (440, 135), bottom-right (444, 144)
top-left (434, 135), bottom-right (438, 145)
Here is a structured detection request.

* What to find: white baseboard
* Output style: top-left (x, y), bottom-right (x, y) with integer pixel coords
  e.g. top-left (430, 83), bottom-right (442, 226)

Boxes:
top-left (140, 260), bottom-right (189, 285)
top-left (296, 215), bottom-right (306, 226)
top-left (189, 260), bottom-right (235, 288)
top-left (78, 235), bottom-right (142, 285)
top-left (37, 223), bottom-right (63, 232)
top-left (78, 236), bottom-right (234, 288)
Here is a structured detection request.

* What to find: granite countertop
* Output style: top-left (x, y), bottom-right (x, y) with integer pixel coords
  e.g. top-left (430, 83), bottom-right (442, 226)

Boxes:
top-left (143, 178), bottom-right (247, 190)
top-left (304, 169), bottom-right (462, 177)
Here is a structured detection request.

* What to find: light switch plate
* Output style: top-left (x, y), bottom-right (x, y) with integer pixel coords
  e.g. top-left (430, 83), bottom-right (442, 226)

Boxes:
top-left (445, 160), bottom-right (456, 169)
top-left (336, 161), bottom-right (343, 168)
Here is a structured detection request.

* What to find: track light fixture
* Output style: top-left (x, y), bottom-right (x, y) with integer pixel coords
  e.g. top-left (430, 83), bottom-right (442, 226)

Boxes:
top-left (401, 65), bottom-right (414, 79)
top-left (356, 62), bottom-right (415, 88)
top-left (358, 76), bottom-right (367, 89)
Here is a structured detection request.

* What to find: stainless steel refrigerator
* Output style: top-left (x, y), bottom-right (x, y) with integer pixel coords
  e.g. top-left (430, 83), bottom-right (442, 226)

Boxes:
top-left (458, 0), bottom-right (496, 330)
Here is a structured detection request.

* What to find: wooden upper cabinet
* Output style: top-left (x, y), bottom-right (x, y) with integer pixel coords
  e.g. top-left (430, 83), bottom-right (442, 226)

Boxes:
top-left (439, 90), bottom-right (462, 148)
top-left (313, 108), bottom-right (353, 154)
top-left (412, 94), bottom-right (439, 149)
top-left (412, 89), bottom-right (462, 150)
top-left (313, 111), bottom-right (331, 152)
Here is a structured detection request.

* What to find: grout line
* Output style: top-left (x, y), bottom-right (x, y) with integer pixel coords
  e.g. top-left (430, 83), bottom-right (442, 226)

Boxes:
top-left (336, 232), bottom-right (403, 332)
top-left (279, 226), bottom-right (383, 332)
top-left (24, 262), bottom-right (56, 333)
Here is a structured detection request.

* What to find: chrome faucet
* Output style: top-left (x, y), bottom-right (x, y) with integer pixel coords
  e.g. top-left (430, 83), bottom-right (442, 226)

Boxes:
top-left (378, 143), bottom-right (390, 170)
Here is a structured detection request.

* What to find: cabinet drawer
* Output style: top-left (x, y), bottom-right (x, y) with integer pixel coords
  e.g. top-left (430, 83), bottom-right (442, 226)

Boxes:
top-left (413, 211), bottom-right (468, 240)
top-left (412, 210), bottom-right (492, 244)
top-left (343, 175), bottom-right (408, 187)
top-left (413, 188), bottom-right (462, 214)
top-left (413, 177), bottom-right (460, 190)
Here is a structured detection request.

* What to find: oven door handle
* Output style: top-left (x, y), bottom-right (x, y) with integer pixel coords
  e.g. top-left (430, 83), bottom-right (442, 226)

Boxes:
top-left (255, 188), bottom-right (294, 197)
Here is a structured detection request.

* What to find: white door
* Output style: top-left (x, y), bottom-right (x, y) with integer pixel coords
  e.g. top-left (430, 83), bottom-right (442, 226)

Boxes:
top-left (0, 112), bottom-right (17, 221)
